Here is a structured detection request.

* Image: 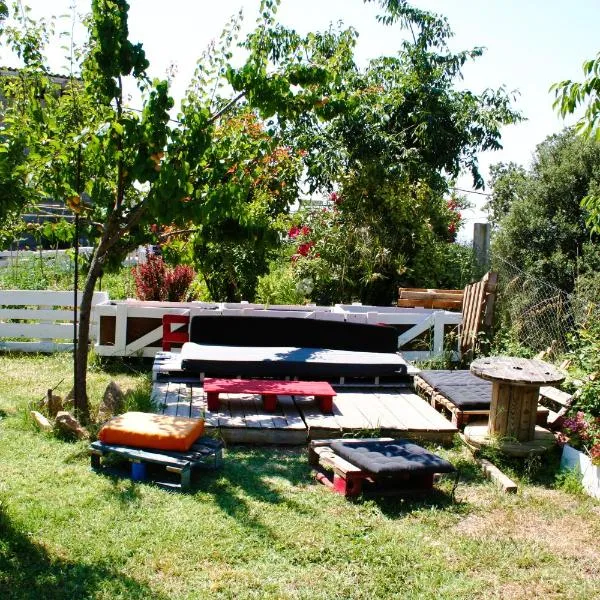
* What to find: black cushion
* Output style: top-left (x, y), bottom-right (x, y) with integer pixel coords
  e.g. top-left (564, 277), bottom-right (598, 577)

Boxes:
top-left (418, 370), bottom-right (491, 410)
top-left (418, 370), bottom-right (481, 388)
top-left (180, 343), bottom-right (408, 378)
top-left (435, 383), bottom-right (492, 410)
top-left (188, 315), bottom-right (398, 354)
top-left (329, 438), bottom-right (455, 476)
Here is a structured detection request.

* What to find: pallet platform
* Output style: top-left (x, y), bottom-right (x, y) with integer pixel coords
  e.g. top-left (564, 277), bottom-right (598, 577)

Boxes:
top-left (89, 437), bottom-right (223, 490)
top-left (151, 379), bottom-right (458, 445)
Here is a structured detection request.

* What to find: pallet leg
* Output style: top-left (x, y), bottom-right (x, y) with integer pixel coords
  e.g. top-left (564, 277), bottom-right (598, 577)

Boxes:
top-left (180, 467), bottom-right (191, 491)
top-left (333, 472), bottom-right (363, 497)
top-left (206, 391), bottom-right (220, 411)
top-left (90, 453), bottom-right (101, 470)
top-left (316, 395), bottom-right (333, 413)
top-left (262, 394), bottom-right (277, 412)
top-left (131, 461), bottom-right (147, 481)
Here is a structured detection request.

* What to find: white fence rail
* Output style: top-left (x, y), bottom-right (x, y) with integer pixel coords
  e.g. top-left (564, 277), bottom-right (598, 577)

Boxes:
top-left (0, 292), bottom-right (462, 359)
top-left (94, 299), bottom-right (462, 360)
top-left (0, 290), bottom-right (108, 352)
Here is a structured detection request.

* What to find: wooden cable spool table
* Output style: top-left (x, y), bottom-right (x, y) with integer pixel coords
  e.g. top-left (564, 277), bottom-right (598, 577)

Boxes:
top-left (464, 356), bottom-right (565, 456)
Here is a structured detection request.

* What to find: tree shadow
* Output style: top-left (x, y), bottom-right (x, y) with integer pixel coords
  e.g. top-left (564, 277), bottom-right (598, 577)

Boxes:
top-left (0, 504), bottom-right (166, 600)
top-left (196, 446), bottom-right (317, 540)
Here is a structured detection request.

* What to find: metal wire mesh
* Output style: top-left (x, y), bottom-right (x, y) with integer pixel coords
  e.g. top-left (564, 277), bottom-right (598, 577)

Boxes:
top-left (492, 256), bottom-right (599, 354)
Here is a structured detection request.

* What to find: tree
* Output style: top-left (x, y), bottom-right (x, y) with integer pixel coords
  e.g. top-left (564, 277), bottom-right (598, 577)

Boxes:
top-left (552, 52), bottom-right (600, 234)
top-left (0, 0), bottom-right (360, 422)
top-left (281, 1), bottom-right (520, 303)
top-left (490, 129), bottom-right (600, 292)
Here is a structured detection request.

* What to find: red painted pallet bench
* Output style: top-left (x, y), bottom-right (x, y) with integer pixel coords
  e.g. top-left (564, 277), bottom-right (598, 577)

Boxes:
top-left (203, 377), bottom-right (336, 413)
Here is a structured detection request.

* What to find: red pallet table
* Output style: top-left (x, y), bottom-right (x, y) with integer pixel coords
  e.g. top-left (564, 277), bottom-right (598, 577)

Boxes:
top-left (203, 377), bottom-right (336, 413)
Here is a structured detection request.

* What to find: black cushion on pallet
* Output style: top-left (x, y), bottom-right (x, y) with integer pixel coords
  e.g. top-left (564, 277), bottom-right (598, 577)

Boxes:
top-left (434, 382), bottom-right (492, 410)
top-left (418, 370), bottom-right (484, 389)
top-left (180, 343), bottom-right (408, 378)
top-left (418, 370), bottom-right (492, 410)
top-left (188, 315), bottom-right (398, 354)
top-left (329, 438), bottom-right (455, 477)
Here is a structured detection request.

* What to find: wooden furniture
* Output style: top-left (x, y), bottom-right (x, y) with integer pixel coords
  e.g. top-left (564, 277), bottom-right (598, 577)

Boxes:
top-left (414, 370), bottom-right (550, 429)
top-left (89, 437), bottom-right (223, 491)
top-left (470, 356), bottom-right (564, 443)
top-left (203, 377), bottom-right (337, 413)
top-left (398, 288), bottom-right (464, 310)
top-left (397, 271), bottom-right (498, 360)
top-left (308, 438), bottom-right (457, 498)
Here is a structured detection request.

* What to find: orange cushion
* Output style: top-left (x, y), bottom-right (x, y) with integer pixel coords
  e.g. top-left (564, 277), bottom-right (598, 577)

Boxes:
top-left (98, 412), bottom-right (205, 452)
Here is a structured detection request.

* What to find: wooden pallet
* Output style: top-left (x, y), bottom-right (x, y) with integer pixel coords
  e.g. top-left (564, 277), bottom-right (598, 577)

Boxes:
top-left (89, 437), bottom-right (224, 491)
top-left (308, 439), bottom-right (457, 497)
top-left (152, 380), bottom-right (458, 445)
top-left (414, 375), bottom-right (550, 429)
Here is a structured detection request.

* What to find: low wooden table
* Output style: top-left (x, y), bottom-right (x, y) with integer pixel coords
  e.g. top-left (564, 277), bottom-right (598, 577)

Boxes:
top-left (466, 357), bottom-right (564, 455)
top-left (203, 378), bottom-right (336, 413)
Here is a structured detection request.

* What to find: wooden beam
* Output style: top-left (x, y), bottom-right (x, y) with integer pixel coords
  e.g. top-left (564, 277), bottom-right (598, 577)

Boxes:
top-left (478, 458), bottom-right (518, 494)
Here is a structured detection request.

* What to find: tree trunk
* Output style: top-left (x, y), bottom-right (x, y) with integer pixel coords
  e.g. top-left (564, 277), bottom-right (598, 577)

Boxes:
top-left (73, 246), bottom-right (104, 425)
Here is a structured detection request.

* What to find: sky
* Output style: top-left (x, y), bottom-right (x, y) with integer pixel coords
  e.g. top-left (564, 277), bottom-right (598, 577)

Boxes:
top-left (4, 0), bottom-right (600, 236)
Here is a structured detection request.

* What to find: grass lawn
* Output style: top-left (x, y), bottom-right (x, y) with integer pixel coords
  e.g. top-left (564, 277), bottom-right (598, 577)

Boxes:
top-left (0, 354), bottom-right (599, 599)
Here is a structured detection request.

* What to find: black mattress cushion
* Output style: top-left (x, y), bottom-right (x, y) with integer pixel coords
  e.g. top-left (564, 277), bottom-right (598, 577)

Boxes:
top-left (435, 383), bottom-right (492, 410)
top-left (188, 315), bottom-right (398, 354)
top-left (418, 370), bottom-right (491, 410)
top-left (180, 343), bottom-right (408, 378)
top-left (329, 438), bottom-right (455, 476)
top-left (418, 370), bottom-right (479, 389)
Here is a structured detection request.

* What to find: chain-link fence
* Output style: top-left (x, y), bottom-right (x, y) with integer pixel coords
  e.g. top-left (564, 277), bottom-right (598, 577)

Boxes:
top-left (492, 255), bottom-right (600, 354)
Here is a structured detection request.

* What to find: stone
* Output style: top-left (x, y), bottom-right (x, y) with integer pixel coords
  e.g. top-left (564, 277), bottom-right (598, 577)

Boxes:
top-left (97, 381), bottom-right (125, 421)
top-left (30, 410), bottom-right (53, 432)
top-left (54, 411), bottom-right (89, 440)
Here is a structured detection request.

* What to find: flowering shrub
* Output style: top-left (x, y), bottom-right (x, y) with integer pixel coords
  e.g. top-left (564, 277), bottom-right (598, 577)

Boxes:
top-left (133, 251), bottom-right (196, 302)
top-left (559, 411), bottom-right (600, 466)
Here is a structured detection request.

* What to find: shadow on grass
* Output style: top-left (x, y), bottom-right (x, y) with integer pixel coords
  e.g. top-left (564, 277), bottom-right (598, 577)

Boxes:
top-left (0, 504), bottom-right (165, 600)
top-left (199, 446), bottom-right (317, 539)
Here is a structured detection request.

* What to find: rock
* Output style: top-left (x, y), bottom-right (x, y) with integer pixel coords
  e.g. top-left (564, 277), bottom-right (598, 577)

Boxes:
top-left (54, 411), bottom-right (89, 440)
top-left (30, 410), bottom-right (53, 432)
top-left (97, 381), bottom-right (125, 421)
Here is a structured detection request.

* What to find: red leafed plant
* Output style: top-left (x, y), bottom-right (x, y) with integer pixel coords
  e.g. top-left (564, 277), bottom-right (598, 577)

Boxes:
top-left (133, 252), bottom-right (196, 302)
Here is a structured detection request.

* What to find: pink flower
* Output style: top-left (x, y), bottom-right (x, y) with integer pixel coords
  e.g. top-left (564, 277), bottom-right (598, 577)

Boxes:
top-left (300, 225), bottom-right (311, 236)
top-left (288, 226), bottom-right (300, 239)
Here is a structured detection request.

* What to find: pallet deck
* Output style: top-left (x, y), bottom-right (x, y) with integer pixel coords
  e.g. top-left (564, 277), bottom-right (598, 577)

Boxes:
top-left (151, 379), bottom-right (458, 445)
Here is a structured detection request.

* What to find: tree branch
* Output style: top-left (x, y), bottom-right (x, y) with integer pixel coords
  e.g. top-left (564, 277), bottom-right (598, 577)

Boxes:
top-left (207, 91), bottom-right (246, 125)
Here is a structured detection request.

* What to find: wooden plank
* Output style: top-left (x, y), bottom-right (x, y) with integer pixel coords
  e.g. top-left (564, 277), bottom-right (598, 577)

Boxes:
top-left (331, 391), bottom-right (375, 430)
top-left (160, 381), bottom-right (184, 417)
top-left (124, 324), bottom-right (163, 355)
top-left (0, 308), bottom-right (77, 321)
top-left (539, 385), bottom-right (572, 407)
top-left (0, 322), bottom-right (74, 339)
top-left (333, 390), bottom-right (380, 429)
top-left (276, 394), bottom-right (307, 430)
top-left (478, 458), bottom-right (518, 493)
top-left (395, 392), bottom-right (457, 431)
top-left (0, 290), bottom-right (108, 306)
top-left (295, 394), bottom-right (342, 437)
top-left (374, 391), bottom-right (433, 431)
top-left (221, 394), bottom-right (247, 428)
top-left (312, 446), bottom-right (363, 477)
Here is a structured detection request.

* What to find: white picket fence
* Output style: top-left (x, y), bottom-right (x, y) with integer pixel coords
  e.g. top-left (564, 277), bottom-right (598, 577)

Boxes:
top-left (0, 290), bottom-right (108, 352)
top-left (0, 292), bottom-right (462, 359)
